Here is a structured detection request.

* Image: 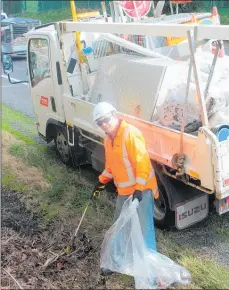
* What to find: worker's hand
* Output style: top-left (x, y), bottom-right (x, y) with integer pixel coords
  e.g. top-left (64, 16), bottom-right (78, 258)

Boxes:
top-left (132, 190), bottom-right (143, 202)
top-left (91, 182), bottom-right (106, 200)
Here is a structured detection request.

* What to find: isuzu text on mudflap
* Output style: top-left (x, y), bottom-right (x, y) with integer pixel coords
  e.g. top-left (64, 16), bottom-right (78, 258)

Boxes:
top-left (3, 15), bottom-right (229, 230)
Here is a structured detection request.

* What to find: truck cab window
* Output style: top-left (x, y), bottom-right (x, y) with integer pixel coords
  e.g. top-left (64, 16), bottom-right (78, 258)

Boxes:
top-left (28, 39), bottom-right (50, 87)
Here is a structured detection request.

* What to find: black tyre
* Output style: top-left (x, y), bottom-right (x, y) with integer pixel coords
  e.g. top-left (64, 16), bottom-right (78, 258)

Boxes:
top-left (154, 176), bottom-right (175, 230)
top-left (54, 127), bottom-right (86, 166)
top-left (54, 129), bottom-right (73, 165)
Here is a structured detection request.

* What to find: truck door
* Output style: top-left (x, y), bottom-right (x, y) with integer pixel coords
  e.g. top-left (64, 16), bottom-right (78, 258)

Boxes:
top-left (28, 36), bottom-right (63, 137)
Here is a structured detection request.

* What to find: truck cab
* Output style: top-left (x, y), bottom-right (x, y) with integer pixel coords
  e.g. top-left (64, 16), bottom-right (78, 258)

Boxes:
top-left (27, 26), bottom-right (66, 137)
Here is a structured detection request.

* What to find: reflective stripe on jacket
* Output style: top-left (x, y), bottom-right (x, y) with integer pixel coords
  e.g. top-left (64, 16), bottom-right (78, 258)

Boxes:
top-left (99, 120), bottom-right (159, 198)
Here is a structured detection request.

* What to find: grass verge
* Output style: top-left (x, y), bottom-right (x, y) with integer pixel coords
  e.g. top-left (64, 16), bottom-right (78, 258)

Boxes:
top-left (180, 251), bottom-right (229, 289)
top-left (2, 104), bottom-right (37, 144)
top-left (157, 233), bottom-right (229, 289)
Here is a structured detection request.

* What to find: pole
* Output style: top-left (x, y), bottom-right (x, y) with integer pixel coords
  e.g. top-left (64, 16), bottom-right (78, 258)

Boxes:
top-left (70, 0), bottom-right (84, 63)
top-left (101, 1), bottom-right (108, 22)
top-left (109, 1), bottom-right (115, 22)
top-left (72, 200), bottom-right (90, 241)
top-left (204, 43), bottom-right (220, 99)
top-left (118, 3), bottom-right (125, 23)
top-left (187, 30), bottom-right (209, 127)
top-left (113, 1), bottom-right (120, 22)
top-left (169, 1), bottom-right (174, 15)
top-left (133, 1), bottom-right (140, 21)
top-left (151, 1), bottom-right (155, 17)
top-left (101, 32), bottom-right (169, 59)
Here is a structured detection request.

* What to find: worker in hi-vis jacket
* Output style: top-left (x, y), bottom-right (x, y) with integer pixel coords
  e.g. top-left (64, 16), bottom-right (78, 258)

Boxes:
top-left (92, 102), bottom-right (159, 276)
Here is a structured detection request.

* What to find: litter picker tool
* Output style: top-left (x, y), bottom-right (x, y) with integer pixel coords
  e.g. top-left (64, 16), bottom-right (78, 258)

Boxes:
top-left (70, 199), bottom-right (90, 248)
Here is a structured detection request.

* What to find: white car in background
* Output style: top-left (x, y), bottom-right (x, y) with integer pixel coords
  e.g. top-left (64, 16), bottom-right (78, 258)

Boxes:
top-left (1, 10), bottom-right (8, 20)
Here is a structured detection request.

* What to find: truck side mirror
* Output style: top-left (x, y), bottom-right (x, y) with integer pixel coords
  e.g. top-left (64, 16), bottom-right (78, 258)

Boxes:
top-left (2, 53), bottom-right (28, 84)
top-left (2, 54), bottom-right (13, 74)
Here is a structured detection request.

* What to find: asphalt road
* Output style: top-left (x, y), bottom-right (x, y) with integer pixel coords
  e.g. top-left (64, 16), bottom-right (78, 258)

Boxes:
top-left (1, 57), bottom-right (35, 118)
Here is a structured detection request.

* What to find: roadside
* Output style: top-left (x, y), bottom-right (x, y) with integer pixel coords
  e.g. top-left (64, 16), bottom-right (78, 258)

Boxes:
top-left (1, 104), bottom-right (229, 289)
top-left (1, 190), bottom-right (119, 289)
top-left (1, 57), bottom-right (35, 118)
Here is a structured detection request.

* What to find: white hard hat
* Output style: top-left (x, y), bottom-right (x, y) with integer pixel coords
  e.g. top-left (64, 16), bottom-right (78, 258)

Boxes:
top-left (93, 102), bottom-right (117, 123)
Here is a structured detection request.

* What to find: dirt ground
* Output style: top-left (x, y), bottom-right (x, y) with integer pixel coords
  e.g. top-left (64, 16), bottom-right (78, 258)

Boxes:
top-left (1, 190), bottom-right (133, 289)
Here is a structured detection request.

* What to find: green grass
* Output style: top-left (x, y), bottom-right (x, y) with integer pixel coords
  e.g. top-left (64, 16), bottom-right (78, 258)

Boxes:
top-left (220, 14), bottom-right (229, 25)
top-left (13, 7), bottom-right (93, 24)
top-left (14, 8), bottom-right (71, 24)
top-left (2, 104), bottom-right (37, 144)
top-left (216, 227), bottom-right (229, 237)
top-left (157, 233), bottom-right (229, 289)
top-left (39, 201), bottom-right (60, 224)
top-left (2, 171), bottom-right (29, 192)
top-left (2, 123), bottom-right (36, 145)
top-left (6, 134), bottom-right (104, 224)
top-left (179, 251), bottom-right (229, 289)
top-left (9, 143), bottom-right (24, 156)
top-left (196, 6), bottom-right (229, 25)
top-left (2, 103), bottom-right (35, 125)
top-left (3, 143), bottom-right (96, 224)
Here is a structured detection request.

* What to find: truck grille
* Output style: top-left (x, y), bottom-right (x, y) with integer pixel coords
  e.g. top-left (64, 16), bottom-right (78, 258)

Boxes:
top-left (12, 25), bottom-right (29, 39)
top-left (1, 28), bottom-right (11, 43)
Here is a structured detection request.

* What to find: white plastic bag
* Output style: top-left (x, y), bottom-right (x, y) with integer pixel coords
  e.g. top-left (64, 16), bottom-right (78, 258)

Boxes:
top-left (100, 197), bottom-right (191, 289)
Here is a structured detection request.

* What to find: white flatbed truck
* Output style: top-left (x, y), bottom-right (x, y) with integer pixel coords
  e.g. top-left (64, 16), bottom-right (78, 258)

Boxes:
top-left (3, 18), bottom-right (229, 230)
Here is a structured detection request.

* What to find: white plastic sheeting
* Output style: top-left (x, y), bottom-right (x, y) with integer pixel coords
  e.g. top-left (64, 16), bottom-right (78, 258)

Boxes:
top-left (100, 197), bottom-right (191, 289)
top-left (153, 50), bottom-right (229, 132)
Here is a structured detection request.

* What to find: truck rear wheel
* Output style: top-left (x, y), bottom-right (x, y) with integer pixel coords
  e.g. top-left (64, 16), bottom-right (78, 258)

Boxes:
top-left (154, 177), bottom-right (175, 230)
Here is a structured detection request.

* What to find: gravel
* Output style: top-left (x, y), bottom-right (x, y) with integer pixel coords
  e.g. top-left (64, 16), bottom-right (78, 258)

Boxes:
top-left (158, 210), bottom-right (229, 265)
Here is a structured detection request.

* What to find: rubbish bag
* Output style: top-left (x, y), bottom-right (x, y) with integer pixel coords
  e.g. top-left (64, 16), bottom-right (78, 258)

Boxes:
top-left (100, 196), bottom-right (191, 289)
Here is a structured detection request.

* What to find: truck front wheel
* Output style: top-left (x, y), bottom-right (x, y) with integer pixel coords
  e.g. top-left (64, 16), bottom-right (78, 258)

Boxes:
top-left (54, 126), bottom-right (87, 166)
top-left (154, 178), bottom-right (175, 230)
top-left (54, 130), bottom-right (72, 165)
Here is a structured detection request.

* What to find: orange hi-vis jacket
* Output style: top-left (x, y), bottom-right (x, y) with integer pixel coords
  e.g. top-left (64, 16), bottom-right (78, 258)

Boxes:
top-left (99, 120), bottom-right (159, 198)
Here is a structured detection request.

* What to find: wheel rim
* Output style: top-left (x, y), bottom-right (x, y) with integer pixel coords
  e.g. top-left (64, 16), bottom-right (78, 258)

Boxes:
top-left (56, 132), bottom-right (70, 160)
top-left (154, 188), bottom-right (166, 221)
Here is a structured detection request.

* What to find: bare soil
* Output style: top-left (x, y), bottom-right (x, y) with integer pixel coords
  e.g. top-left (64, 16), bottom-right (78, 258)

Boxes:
top-left (1, 190), bottom-right (133, 289)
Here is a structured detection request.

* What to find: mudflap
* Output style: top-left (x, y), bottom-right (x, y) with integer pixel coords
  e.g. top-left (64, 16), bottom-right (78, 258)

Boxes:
top-left (175, 194), bottom-right (209, 230)
top-left (215, 196), bottom-right (229, 215)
